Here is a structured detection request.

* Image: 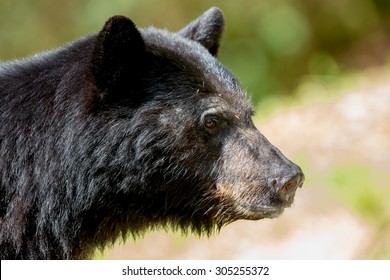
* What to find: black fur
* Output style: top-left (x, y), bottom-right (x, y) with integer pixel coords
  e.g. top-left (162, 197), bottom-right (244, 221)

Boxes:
top-left (0, 7), bottom-right (303, 259)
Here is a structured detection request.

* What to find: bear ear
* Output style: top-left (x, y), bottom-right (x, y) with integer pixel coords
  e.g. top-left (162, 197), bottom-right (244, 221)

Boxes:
top-left (91, 16), bottom-right (145, 99)
top-left (178, 7), bottom-right (225, 56)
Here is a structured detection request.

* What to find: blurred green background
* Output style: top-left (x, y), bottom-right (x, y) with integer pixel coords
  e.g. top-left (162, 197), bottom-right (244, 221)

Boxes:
top-left (2, 0), bottom-right (390, 105)
top-left (1, 0), bottom-right (389, 259)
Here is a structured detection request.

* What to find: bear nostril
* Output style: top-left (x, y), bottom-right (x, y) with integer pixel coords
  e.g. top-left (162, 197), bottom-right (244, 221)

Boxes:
top-left (271, 173), bottom-right (303, 203)
top-left (283, 179), bottom-right (299, 195)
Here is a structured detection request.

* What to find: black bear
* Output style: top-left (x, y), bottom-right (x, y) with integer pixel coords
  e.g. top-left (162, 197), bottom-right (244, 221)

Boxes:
top-left (0, 7), bottom-right (304, 259)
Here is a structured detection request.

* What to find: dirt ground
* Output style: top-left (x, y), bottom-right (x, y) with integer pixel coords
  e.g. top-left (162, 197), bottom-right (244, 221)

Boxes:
top-left (104, 74), bottom-right (390, 260)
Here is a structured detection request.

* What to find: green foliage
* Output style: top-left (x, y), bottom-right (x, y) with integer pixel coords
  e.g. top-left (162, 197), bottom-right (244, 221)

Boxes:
top-left (258, 3), bottom-right (310, 57)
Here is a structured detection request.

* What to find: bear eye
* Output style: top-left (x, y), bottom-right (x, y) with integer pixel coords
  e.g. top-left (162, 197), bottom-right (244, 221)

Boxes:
top-left (203, 114), bottom-right (219, 130)
top-left (205, 118), bottom-right (217, 129)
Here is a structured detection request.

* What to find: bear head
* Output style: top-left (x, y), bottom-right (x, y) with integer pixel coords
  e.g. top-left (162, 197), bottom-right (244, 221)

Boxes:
top-left (88, 7), bottom-right (304, 234)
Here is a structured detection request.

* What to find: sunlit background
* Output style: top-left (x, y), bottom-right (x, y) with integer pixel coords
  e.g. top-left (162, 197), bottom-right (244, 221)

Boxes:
top-left (1, 0), bottom-right (389, 259)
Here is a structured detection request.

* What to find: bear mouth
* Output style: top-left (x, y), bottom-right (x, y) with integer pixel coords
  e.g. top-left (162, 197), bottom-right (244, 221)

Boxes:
top-left (237, 204), bottom-right (285, 220)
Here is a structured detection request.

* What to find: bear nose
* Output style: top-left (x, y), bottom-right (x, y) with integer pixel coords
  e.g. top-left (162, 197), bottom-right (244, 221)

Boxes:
top-left (270, 170), bottom-right (304, 203)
